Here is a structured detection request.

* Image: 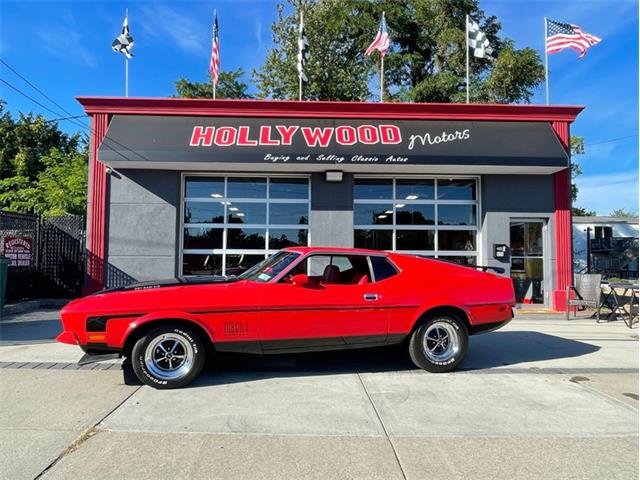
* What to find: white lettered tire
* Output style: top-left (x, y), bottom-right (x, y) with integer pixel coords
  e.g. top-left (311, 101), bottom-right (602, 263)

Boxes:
top-left (409, 315), bottom-right (468, 373)
top-left (131, 324), bottom-right (205, 389)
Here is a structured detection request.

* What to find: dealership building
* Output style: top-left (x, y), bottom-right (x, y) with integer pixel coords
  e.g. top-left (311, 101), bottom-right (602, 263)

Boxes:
top-left (78, 97), bottom-right (582, 310)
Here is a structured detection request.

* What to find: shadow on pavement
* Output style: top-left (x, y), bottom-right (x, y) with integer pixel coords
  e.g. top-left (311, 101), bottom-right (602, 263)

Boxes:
top-left (174, 331), bottom-right (600, 389)
top-left (0, 319), bottom-right (62, 345)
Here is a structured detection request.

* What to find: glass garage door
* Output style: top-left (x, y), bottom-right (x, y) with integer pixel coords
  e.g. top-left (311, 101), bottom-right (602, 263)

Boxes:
top-left (353, 177), bottom-right (478, 265)
top-left (181, 176), bottom-right (310, 276)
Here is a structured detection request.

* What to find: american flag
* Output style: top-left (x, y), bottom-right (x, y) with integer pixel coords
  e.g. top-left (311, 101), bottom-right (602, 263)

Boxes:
top-left (546, 19), bottom-right (601, 58)
top-left (209, 11), bottom-right (220, 85)
top-left (365, 12), bottom-right (390, 57)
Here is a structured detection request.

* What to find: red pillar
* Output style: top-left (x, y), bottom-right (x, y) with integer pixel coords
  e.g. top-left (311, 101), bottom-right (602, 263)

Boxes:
top-left (83, 114), bottom-right (109, 294)
top-left (551, 121), bottom-right (572, 311)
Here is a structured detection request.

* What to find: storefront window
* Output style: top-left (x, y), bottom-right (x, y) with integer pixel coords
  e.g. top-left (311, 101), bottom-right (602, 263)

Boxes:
top-left (354, 177), bottom-right (478, 261)
top-left (182, 176), bottom-right (310, 276)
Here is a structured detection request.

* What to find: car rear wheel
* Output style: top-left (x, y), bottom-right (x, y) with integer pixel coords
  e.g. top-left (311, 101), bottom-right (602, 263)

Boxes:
top-left (408, 315), bottom-right (468, 373)
top-left (131, 324), bottom-right (205, 389)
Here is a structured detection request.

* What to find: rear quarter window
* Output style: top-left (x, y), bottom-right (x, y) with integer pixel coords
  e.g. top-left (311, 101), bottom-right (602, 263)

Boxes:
top-left (370, 256), bottom-right (399, 282)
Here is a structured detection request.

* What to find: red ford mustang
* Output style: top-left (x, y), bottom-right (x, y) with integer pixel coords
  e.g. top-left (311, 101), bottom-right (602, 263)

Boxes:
top-left (58, 247), bottom-right (515, 388)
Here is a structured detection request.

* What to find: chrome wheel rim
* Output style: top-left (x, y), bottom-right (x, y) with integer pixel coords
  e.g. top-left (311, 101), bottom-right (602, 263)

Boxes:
top-left (423, 321), bottom-right (459, 363)
top-left (144, 333), bottom-right (194, 381)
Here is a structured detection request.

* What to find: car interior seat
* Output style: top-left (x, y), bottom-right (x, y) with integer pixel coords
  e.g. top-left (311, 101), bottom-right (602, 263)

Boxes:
top-left (321, 265), bottom-right (341, 285)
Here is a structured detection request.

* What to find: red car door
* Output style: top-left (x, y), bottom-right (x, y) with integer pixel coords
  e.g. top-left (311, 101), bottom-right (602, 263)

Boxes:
top-left (258, 254), bottom-right (388, 350)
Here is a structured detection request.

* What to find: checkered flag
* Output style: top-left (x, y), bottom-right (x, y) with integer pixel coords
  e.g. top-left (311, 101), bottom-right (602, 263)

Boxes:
top-left (112, 14), bottom-right (134, 59)
top-left (467, 18), bottom-right (493, 59)
top-left (297, 12), bottom-right (310, 83)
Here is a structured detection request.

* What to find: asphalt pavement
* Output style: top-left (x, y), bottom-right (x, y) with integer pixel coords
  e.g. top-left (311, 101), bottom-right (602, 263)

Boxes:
top-left (0, 309), bottom-right (637, 479)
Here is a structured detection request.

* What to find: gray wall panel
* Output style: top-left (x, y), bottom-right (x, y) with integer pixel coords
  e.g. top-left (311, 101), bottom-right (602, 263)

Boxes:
top-left (482, 175), bottom-right (554, 213)
top-left (311, 173), bottom-right (353, 211)
top-left (310, 210), bottom-right (354, 247)
top-left (106, 169), bottom-right (180, 284)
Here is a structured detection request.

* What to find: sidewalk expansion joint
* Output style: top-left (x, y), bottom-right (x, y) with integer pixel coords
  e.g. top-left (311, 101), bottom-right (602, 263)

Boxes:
top-left (357, 373), bottom-right (408, 480)
top-left (34, 384), bottom-right (142, 479)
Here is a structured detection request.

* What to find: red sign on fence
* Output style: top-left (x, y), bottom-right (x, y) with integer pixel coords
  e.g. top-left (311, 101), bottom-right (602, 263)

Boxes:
top-left (3, 237), bottom-right (33, 267)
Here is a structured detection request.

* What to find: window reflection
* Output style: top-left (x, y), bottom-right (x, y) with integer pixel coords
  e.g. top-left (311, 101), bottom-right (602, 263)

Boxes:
top-left (183, 228), bottom-right (223, 249)
top-left (437, 179), bottom-right (476, 200)
top-left (354, 179), bottom-right (393, 199)
top-left (354, 204), bottom-right (394, 225)
top-left (438, 205), bottom-right (476, 226)
top-left (269, 229), bottom-right (308, 249)
top-left (184, 202), bottom-right (224, 224)
top-left (354, 230), bottom-right (392, 250)
top-left (396, 179), bottom-right (434, 200)
top-left (396, 204), bottom-right (435, 225)
top-left (227, 178), bottom-right (267, 198)
top-left (185, 178), bottom-right (224, 198)
top-left (270, 178), bottom-right (309, 199)
top-left (396, 230), bottom-right (435, 250)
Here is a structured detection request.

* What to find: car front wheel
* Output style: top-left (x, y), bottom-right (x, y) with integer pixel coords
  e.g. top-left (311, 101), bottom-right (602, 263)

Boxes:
top-left (408, 315), bottom-right (468, 373)
top-left (131, 324), bottom-right (205, 389)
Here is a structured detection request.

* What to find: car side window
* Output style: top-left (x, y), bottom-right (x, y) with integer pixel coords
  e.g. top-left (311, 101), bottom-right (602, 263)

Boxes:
top-left (370, 256), bottom-right (399, 282)
top-left (283, 254), bottom-right (372, 286)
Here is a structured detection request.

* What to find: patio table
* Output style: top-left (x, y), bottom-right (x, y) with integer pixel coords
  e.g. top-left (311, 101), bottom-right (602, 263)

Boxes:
top-left (598, 282), bottom-right (639, 329)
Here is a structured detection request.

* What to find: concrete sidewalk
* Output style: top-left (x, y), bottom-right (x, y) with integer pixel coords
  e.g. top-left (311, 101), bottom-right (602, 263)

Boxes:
top-left (0, 310), bottom-right (637, 479)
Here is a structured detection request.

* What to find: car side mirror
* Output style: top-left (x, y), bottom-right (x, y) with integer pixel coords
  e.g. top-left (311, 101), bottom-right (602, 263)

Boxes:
top-left (290, 273), bottom-right (310, 287)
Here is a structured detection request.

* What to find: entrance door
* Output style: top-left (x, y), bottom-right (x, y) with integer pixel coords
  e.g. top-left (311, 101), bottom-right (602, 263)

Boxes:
top-left (510, 220), bottom-right (546, 304)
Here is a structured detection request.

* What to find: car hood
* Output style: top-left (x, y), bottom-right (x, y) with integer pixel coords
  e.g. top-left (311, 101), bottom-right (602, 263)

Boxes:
top-left (94, 275), bottom-right (239, 294)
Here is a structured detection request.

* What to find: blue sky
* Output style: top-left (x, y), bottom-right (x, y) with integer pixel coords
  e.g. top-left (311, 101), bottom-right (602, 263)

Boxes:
top-left (1, 0), bottom-right (637, 215)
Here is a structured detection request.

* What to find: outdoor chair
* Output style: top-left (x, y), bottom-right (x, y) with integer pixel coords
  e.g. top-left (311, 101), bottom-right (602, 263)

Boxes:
top-left (566, 273), bottom-right (603, 321)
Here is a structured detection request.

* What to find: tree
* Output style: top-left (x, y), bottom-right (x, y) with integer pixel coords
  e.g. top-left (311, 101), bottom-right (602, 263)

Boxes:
top-left (610, 208), bottom-right (638, 218)
top-left (173, 69), bottom-right (252, 99)
top-left (254, 0), bottom-right (373, 101)
top-left (0, 104), bottom-right (88, 215)
top-left (254, 0), bottom-right (545, 103)
top-left (569, 136), bottom-right (595, 216)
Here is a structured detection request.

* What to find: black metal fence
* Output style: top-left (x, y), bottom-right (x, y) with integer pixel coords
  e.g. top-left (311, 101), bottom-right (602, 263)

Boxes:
top-left (0, 211), bottom-right (85, 302)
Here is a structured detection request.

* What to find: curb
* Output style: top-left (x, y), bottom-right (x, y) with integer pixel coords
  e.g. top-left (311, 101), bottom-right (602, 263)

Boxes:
top-left (2, 298), bottom-right (71, 318)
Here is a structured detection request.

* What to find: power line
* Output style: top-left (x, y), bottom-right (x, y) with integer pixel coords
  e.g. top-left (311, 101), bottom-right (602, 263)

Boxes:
top-left (585, 134), bottom-right (637, 147)
top-left (1, 77), bottom-right (67, 119)
top-left (0, 58), bottom-right (89, 128)
top-left (0, 75), bottom-right (148, 163)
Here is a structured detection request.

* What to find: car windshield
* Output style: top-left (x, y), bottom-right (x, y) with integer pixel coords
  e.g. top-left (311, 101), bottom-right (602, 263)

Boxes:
top-left (238, 251), bottom-right (301, 282)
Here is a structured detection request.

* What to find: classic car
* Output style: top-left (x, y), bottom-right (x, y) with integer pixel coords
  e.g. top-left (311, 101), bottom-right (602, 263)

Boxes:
top-left (57, 247), bottom-right (515, 388)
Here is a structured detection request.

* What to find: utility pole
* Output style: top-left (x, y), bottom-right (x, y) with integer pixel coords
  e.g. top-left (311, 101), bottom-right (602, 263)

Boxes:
top-left (585, 227), bottom-right (592, 273)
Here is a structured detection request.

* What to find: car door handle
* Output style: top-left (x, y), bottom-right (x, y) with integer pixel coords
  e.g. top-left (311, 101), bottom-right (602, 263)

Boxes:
top-left (363, 293), bottom-right (379, 301)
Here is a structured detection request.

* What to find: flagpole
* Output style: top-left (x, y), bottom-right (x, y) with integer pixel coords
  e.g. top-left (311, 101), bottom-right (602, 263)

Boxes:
top-left (465, 14), bottom-right (470, 104)
top-left (544, 17), bottom-right (549, 105)
top-left (380, 55), bottom-right (384, 102)
top-left (125, 9), bottom-right (129, 97)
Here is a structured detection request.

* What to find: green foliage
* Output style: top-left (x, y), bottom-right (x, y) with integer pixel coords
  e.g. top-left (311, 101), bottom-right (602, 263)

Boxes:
top-left (572, 206), bottom-right (596, 216)
top-left (569, 135), bottom-right (591, 216)
top-left (0, 103), bottom-right (88, 215)
top-left (610, 208), bottom-right (638, 218)
top-left (253, 0), bottom-right (544, 103)
top-left (253, 0), bottom-right (373, 101)
top-left (173, 69), bottom-right (252, 99)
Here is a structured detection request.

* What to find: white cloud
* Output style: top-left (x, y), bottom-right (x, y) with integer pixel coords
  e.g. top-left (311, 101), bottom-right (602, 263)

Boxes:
top-left (36, 13), bottom-right (96, 67)
top-left (137, 4), bottom-right (206, 55)
top-left (575, 171), bottom-right (639, 215)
